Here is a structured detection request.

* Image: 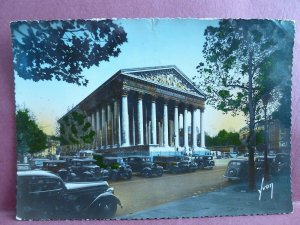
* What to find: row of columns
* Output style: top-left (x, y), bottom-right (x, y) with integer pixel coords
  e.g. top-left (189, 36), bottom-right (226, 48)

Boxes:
top-left (89, 91), bottom-right (205, 149)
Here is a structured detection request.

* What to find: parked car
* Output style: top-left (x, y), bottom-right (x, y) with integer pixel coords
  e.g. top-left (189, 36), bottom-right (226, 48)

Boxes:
top-left (255, 156), bottom-right (276, 176)
top-left (70, 158), bottom-right (109, 181)
top-left (17, 163), bottom-right (31, 171)
top-left (167, 160), bottom-right (198, 174)
top-left (126, 156), bottom-right (152, 172)
top-left (140, 163), bottom-right (164, 177)
top-left (29, 158), bottom-right (49, 170)
top-left (102, 157), bottom-right (132, 180)
top-left (153, 156), bottom-right (183, 169)
top-left (42, 160), bottom-right (67, 173)
top-left (193, 155), bottom-right (215, 169)
top-left (224, 159), bottom-right (248, 181)
top-left (16, 170), bottom-right (122, 220)
top-left (274, 153), bottom-right (290, 174)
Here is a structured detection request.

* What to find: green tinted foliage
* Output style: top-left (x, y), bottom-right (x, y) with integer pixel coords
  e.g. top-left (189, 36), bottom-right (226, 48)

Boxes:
top-left (16, 107), bottom-right (47, 154)
top-left (59, 110), bottom-right (95, 145)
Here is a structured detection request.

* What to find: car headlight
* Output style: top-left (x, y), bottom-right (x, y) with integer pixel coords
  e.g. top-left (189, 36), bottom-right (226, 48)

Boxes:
top-left (107, 187), bottom-right (114, 194)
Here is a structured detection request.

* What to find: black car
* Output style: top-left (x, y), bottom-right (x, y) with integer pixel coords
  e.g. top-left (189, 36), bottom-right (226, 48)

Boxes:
top-left (140, 163), bottom-right (164, 178)
top-left (102, 157), bottom-right (132, 180)
top-left (167, 160), bottom-right (198, 174)
top-left (274, 153), bottom-right (290, 174)
top-left (70, 158), bottom-right (109, 181)
top-left (16, 170), bottom-right (122, 220)
top-left (255, 156), bottom-right (276, 176)
top-left (224, 159), bottom-right (248, 181)
top-left (153, 156), bottom-right (183, 169)
top-left (193, 155), bottom-right (215, 169)
top-left (17, 163), bottom-right (31, 171)
top-left (126, 156), bottom-right (152, 172)
top-left (29, 158), bottom-right (49, 170)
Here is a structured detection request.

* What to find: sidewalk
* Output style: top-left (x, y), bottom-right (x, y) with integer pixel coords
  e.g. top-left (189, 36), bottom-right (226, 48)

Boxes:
top-left (119, 174), bottom-right (292, 219)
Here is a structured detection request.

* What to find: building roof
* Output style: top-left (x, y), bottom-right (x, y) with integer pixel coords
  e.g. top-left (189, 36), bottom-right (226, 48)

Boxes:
top-left (120, 65), bottom-right (206, 98)
top-left (59, 65), bottom-right (206, 121)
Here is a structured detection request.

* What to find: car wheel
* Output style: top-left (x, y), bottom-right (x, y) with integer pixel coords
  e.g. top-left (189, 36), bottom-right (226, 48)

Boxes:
top-left (127, 172), bottom-right (132, 180)
top-left (198, 163), bottom-right (204, 169)
top-left (157, 170), bottom-right (163, 176)
top-left (94, 199), bottom-right (117, 219)
top-left (111, 172), bottom-right (118, 181)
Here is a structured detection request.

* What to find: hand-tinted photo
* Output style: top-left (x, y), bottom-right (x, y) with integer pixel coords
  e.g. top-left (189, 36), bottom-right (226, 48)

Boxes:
top-left (11, 18), bottom-right (294, 220)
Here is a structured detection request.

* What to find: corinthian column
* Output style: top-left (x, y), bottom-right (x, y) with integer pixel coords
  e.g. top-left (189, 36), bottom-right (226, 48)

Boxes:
top-left (200, 108), bottom-right (205, 147)
top-left (151, 97), bottom-right (157, 145)
top-left (163, 101), bottom-right (169, 147)
top-left (121, 91), bottom-right (130, 147)
top-left (184, 107), bottom-right (188, 149)
top-left (137, 93), bottom-right (144, 145)
top-left (174, 103), bottom-right (179, 148)
top-left (192, 107), bottom-right (197, 149)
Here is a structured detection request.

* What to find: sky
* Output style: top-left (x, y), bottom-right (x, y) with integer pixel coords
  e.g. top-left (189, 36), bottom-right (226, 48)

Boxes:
top-left (14, 19), bottom-right (246, 136)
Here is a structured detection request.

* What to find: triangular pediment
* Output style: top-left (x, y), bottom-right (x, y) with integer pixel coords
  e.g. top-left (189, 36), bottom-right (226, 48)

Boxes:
top-left (121, 66), bottom-right (205, 98)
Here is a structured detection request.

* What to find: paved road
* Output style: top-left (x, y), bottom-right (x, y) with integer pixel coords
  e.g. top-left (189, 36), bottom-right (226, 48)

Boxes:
top-left (119, 174), bottom-right (292, 219)
top-left (111, 164), bottom-right (229, 217)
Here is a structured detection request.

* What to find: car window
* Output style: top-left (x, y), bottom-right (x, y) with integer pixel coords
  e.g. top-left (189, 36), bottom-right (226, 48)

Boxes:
top-left (229, 161), bottom-right (242, 166)
top-left (29, 176), bottom-right (63, 192)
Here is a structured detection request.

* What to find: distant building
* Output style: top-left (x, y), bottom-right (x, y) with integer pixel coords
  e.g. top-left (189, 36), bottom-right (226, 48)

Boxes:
top-left (239, 119), bottom-right (290, 153)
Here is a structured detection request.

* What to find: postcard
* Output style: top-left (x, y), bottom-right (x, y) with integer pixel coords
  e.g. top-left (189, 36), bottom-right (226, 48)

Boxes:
top-left (11, 18), bottom-right (294, 220)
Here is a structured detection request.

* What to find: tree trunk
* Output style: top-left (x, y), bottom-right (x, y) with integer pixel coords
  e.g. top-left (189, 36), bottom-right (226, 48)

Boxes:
top-left (263, 105), bottom-right (270, 180)
top-left (247, 48), bottom-right (256, 191)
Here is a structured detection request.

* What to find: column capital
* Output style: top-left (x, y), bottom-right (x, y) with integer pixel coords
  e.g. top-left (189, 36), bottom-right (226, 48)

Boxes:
top-left (200, 108), bottom-right (205, 113)
top-left (151, 95), bottom-right (157, 102)
top-left (137, 92), bottom-right (144, 99)
top-left (122, 90), bottom-right (128, 96)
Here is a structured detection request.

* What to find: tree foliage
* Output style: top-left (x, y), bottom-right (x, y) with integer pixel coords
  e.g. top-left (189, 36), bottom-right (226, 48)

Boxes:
top-left (206, 130), bottom-right (241, 147)
top-left (194, 19), bottom-right (294, 190)
top-left (16, 107), bottom-right (47, 154)
top-left (59, 110), bottom-right (95, 145)
top-left (11, 19), bottom-right (127, 86)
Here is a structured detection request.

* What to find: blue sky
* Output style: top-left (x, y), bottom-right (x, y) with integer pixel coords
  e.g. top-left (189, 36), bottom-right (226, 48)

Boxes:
top-left (14, 19), bottom-right (245, 136)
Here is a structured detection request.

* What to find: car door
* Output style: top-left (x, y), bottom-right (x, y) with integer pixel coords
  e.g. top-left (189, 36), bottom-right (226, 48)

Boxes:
top-left (28, 176), bottom-right (66, 216)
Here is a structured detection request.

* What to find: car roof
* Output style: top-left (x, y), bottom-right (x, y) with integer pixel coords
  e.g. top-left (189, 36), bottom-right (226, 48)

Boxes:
top-left (229, 158), bottom-right (248, 162)
top-left (43, 160), bottom-right (66, 163)
top-left (104, 157), bottom-right (123, 160)
top-left (128, 155), bottom-right (150, 158)
top-left (17, 170), bottom-right (60, 178)
top-left (72, 158), bottom-right (96, 162)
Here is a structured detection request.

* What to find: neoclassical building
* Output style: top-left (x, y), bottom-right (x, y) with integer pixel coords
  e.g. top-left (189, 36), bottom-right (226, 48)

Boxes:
top-left (60, 65), bottom-right (208, 156)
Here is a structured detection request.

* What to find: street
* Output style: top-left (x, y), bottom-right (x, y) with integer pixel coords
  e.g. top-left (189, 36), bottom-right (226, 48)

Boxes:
top-left (118, 174), bottom-right (292, 219)
top-left (112, 159), bottom-right (230, 217)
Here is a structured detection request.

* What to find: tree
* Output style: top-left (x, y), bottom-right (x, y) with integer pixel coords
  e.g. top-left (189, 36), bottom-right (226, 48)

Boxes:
top-left (206, 130), bottom-right (241, 147)
top-left (16, 107), bottom-right (47, 158)
top-left (194, 19), bottom-right (293, 190)
top-left (11, 19), bottom-right (127, 86)
top-left (59, 110), bottom-right (95, 146)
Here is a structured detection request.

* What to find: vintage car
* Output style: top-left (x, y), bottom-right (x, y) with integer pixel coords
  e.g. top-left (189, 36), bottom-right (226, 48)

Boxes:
top-left (153, 155), bottom-right (183, 169)
top-left (192, 155), bottom-right (215, 169)
top-left (126, 156), bottom-right (152, 172)
top-left (167, 160), bottom-right (198, 174)
top-left (274, 153), bottom-right (290, 174)
top-left (140, 163), bottom-right (164, 178)
top-left (16, 170), bottom-right (122, 220)
top-left (102, 157), bottom-right (132, 180)
top-left (255, 155), bottom-right (276, 176)
top-left (29, 158), bottom-right (49, 170)
top-left (224, 158), bottom-right (248, 181)
top-left (17, 163), bottom-right (31, 171)
top-left (42, 160), bottom-right (67, 173)
top-left (69, 158), bottom-right (109, 181)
